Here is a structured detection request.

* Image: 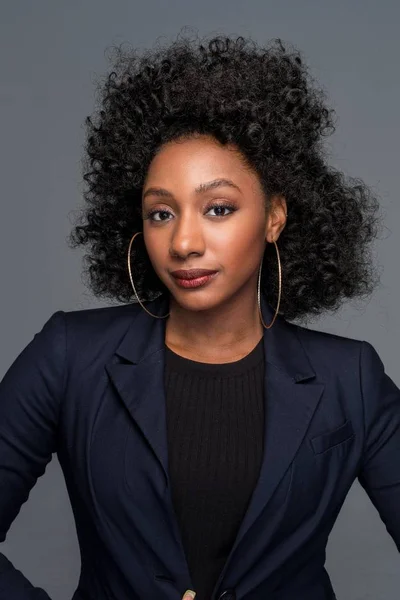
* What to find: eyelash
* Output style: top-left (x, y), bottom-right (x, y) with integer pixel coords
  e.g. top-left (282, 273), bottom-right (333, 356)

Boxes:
top-left (143, 202), bottom-right (238, 223)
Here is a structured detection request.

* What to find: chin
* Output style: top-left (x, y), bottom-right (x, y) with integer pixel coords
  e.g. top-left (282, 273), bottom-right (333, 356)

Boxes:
top-left (170, 291), bottom-right (223, 313)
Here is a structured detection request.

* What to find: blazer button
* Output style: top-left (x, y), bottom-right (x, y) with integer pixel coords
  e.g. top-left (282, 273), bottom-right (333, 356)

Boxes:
top-left (218, 590), bottom-right (236, 600)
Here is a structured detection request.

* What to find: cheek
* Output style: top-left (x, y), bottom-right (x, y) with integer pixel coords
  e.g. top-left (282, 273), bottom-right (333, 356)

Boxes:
top-left (143, 231), bottom-right (166, 267)
top-left (210, 224), bottom-right (264, 271)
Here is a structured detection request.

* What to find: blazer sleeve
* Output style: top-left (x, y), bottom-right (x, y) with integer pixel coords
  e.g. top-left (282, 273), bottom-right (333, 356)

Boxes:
top-left (0, 311), bottom-right (66, 599)
top-left (357, 340), bottom-right (400, 551)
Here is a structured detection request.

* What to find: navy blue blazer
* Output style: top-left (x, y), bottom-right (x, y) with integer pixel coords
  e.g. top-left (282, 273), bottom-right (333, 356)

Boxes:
top-left (0, 293), bottom-right (399, 600)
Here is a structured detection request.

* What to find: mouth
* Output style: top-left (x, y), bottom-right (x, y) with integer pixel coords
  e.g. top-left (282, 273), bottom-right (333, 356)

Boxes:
top-left (170, 269), bottom-right (218, 280)
top-left (170, 269), bottom-right (219, 289)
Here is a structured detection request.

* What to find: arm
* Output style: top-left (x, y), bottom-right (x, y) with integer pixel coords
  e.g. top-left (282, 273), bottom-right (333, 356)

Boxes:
top-left (0, 311), bottom-right (66, 599)
top-left (357, 340), bottom-right (400, 551)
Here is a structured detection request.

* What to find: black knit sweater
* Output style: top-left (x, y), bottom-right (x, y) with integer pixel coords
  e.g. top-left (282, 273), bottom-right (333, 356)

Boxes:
top-left (164, 337), bottom-right (265, 600)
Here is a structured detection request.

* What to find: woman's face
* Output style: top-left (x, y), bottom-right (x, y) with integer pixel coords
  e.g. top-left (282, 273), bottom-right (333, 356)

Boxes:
top-left (141, 134), bottom-right (283, 313)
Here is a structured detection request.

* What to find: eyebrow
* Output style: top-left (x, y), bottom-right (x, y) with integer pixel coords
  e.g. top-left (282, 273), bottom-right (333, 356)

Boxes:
top-left (142, 178), bottom-right (242, 201)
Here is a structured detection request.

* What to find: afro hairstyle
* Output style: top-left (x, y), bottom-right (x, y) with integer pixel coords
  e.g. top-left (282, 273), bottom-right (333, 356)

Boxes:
top-left (68, 31), bottom-right (382, 322)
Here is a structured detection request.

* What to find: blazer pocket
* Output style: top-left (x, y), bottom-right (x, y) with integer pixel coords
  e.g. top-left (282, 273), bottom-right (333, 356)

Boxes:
top-left (310, 419), bottom-right (354, 455)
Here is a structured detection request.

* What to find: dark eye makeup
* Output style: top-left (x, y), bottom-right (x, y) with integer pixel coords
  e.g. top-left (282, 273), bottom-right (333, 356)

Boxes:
top-left (143, 201), bottom-right (238, 223)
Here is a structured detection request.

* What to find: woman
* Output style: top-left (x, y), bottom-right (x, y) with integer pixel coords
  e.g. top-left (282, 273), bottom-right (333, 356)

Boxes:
top-left (0, 33), bottom-right (399, 600)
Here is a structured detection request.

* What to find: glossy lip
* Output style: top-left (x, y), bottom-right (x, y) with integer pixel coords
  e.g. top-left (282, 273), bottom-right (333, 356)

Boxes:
top-left (170, 269), bottom-right (218, 280)
top-left (172, 272), bottom-right (218, 289)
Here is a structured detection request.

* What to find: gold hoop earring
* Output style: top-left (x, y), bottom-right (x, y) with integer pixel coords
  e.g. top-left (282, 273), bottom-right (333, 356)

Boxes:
top-left (127, 231), bottom-right (170, 319)
top-left (258, 239), bottom-right (282, 329)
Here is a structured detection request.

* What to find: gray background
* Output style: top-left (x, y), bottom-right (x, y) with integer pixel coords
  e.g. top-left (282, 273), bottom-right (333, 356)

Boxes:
top-left (0, 1), bottom-right (399, 598)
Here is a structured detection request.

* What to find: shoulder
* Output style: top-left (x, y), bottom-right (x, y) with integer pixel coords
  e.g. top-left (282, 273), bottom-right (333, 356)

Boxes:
top-left (61, 302), bottom-right (141, 346)
top-left (63, 302), bottom-right (141, 328)
top-left (292, 320), bottom-right (363, 353)
top-left (39, 303), bottom-right (142, 376)
top-left (290, 319), bottom-right (396, 391)
top-left (288, 319), bottom-right (365, 379)
top-left (29, 304), bottom-right (142, 371)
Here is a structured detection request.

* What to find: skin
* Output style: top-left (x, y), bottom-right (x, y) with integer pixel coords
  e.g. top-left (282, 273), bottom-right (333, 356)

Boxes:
top-left (141, 134), bottom-right (287, 363)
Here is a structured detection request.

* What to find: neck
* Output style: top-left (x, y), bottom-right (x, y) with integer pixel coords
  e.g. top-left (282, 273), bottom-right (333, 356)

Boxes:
top-left (165, 288), bottom-right (264, 361)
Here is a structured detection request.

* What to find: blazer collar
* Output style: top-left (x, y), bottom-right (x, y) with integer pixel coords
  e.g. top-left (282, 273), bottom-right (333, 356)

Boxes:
top-left (113, 292), bottom-right (315, 383)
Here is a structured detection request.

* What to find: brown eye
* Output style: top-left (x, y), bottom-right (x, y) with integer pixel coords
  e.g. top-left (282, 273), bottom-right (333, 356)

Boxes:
top-left (206, 203), bottom-right (237, 217)
top-left (146, 209), bottom-right (173, 222)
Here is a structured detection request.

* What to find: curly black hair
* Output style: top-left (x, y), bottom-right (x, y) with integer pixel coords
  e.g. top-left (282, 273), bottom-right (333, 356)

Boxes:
top-left (68, 31), bottom-right (383, 322)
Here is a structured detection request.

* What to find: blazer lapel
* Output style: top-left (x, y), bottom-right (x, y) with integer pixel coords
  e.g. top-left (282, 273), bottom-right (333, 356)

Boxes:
top-left (212, 298), bottom-right (325, 590)
top-left (105, 294), bottom-right (171, 483)
top-left (105, 293), bottom-right (325, 588)
top-left (105, 294), bottom-right (194, 587)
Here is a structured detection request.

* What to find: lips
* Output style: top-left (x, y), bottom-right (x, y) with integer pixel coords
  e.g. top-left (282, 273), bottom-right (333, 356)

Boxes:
top-left (170, 269), bottom-right (218, 280)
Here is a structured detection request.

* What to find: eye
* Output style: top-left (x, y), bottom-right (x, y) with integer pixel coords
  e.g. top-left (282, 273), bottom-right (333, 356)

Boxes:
top-left (206, 203), bottom-right (237, 217)
top-left (145, 209), bottom-right (173, 222)
top-left (143, 202), bottom-right (237, 223)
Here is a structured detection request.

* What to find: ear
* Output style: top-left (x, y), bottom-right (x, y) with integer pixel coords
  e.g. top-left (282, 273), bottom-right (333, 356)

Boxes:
top-left (265, 195), bottom-right (287, 242)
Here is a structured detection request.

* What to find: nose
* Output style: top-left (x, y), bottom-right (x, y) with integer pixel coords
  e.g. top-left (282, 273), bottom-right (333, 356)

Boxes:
top-left (169, 213), bottom-right (205, 259)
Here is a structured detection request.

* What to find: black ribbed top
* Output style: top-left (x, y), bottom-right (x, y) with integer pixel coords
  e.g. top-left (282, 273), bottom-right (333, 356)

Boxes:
top-left (163, 337), bottom-right (265, 600)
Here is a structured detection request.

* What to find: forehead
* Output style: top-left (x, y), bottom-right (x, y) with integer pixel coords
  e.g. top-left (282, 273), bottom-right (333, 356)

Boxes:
top-left (143, 136), bottom-right (264, 202)
top-left (145, 135), bottom-right (254, 184)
